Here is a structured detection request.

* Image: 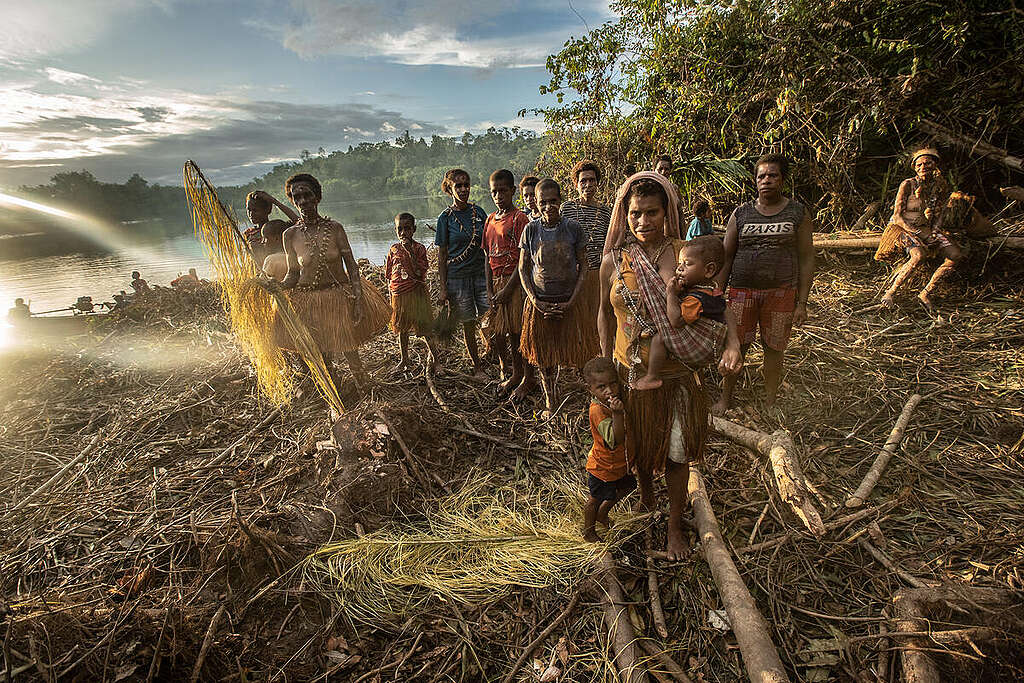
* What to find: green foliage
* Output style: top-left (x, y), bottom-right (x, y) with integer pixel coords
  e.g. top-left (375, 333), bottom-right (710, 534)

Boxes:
top-left (19, 171), bottom-right (186, 225)
top-left (539, 0), bottom-right (1024, 226)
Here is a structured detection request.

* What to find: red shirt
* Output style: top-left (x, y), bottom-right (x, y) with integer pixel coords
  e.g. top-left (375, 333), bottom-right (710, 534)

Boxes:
top-left (483, 209), bottom-right (529, 277)
top-left (585, 401), bottom-right (628, 482)
top-left (384, 241), bottom-right (428, 294)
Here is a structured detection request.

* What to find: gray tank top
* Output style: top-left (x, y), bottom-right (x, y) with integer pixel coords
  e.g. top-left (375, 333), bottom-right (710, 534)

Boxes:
top-left (729, 199), bottom-right (804, 289)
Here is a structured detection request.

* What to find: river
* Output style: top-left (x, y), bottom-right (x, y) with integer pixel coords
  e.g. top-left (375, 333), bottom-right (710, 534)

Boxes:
top-left (0, 221), bottom-right (403, 317)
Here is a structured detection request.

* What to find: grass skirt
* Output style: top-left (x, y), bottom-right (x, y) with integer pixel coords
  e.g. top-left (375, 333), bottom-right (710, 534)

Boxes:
top-left (273, 277), bottom-right (389, 353)
top-left (480, 273), bottom-right (523, 341)
top-left (617, 365), bottom-right (706, 473)
top-left (390, 284), bottom-right (434, 336)
top-left (576, 269), bottom-right (602, 352)
top-left (519, 296), bottom-right (600, 369)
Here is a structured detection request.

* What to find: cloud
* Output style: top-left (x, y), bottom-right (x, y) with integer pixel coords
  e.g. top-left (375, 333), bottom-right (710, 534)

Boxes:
top-left (257, 0), bottom-right (612, 69)
top-left (0, 67), bottom-right (446, 187)
top-left (0, 1), bottom-right (154, 60)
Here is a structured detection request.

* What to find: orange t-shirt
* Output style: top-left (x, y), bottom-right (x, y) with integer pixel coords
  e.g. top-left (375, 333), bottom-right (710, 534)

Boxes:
top-left (585, 401), bottom-right (628, 482)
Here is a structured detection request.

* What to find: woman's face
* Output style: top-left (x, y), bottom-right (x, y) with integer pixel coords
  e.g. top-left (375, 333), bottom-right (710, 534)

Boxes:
top-left (246, 201), bottom-right (270, 225)
top-left (914, 155), bottom-right (938, 177)
top-left (755, 163), bottom-right (783, 197)
top-left (537, 186), bottom-right (562, 224)
top-left (627, 193), bottom-right (666, 243)
top-left (450, 174), bottom-right (471, 205)
top-left (289, 182), bottom-right (320, 217)
top-left (576, 169), bottom-right (598, 202)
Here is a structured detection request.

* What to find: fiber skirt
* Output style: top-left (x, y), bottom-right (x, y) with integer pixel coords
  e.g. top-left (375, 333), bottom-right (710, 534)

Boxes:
top-left (519, 296), bottom-right (600, 369)
top-left (273, 277), bottom-right (389, 353)
top-left (576, 268), bottom-right (602, 351)
top-left (480, 272), bottom-right (524, 339)
top-left (617, 364), bottom-right (706, 473)
top-left (390, 284), bottom-right (434, 336)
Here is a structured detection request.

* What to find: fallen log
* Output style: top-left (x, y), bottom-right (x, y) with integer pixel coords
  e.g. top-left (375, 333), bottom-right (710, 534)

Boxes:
top-left (846, 394), bottom-right (922, 508)
top-left (712, 417), bottom-right (824, 537)
top-left (688, 468), bottom-right (790, 683)
top-left (813, 235), bottom-right (1024, 251)
top-left (593, 552), bottom-right (644, 683)
top-left (920, 119), bottom-right (1024, 173)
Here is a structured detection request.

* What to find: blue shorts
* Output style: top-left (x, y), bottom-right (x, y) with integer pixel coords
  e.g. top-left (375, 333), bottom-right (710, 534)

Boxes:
top-left (447, 272), bottom-right (489, 322)
top-left (587, 473), bottom-right (636, 502)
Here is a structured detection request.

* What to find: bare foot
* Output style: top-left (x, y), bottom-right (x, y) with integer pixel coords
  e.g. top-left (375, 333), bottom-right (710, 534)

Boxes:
top-left (631, 375), bottom-right (663, 391)
top-left (510, 377), bottom-right (536, 402)
top-left (583, 529), bottom-right (603, 543)
top-left (711, 397), bottom-right (730, 416)
top-left (880, 295), bottom-right (895, 309)
top-left (665, 524), bottom-right (690, 561)
top-left (596, 514), bottom-right (614, 528)
top-left (917, 291), bottom-right (935, 316)
top-left (540, 409), bottom-right (554, 420)
top-left (497, 374), bottom-right (521, 398)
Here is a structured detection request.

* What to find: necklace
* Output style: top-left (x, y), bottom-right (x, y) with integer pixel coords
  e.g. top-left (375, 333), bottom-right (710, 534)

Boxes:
top-left (299, 215), bottom-right (332, 289)
top-left (446, 204), bottom-right (482, 265)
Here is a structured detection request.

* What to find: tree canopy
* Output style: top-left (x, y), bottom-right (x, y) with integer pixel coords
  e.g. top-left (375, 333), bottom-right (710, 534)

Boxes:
top-left (538, 0), bottom-right (1024, 226)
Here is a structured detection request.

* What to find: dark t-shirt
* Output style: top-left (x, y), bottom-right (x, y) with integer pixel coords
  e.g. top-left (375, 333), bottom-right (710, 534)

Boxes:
top-left (519, 217), bottom-right (584, 303)
top-left (729, 199), bottom-right (804, 289)
top-left (435, 204), bottom-right (487, 278)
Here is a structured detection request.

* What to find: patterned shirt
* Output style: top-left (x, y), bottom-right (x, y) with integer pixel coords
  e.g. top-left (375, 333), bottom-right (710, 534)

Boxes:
top-left (483, 209), bottom-right (530, 277)
top-left (560, 201), bottom-right (612, 269)
top-left (384, 241), bottom-right (428, 295)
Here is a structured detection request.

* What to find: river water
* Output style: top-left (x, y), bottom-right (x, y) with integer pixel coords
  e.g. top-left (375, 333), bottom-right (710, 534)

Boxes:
top-left (0, 221), bottom-right (402, 317)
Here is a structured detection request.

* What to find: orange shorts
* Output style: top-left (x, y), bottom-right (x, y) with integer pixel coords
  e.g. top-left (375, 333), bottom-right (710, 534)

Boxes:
top-left (727, 286), bottom-right (796, 351)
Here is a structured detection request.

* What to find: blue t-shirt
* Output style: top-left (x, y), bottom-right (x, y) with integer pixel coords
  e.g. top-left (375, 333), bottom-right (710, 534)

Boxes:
top-left (435, 205), bottom-right (487, 278)
top-left (686, 217), bottom-right (713, 241)
top-left (518, 217), bottom-right (585, 303)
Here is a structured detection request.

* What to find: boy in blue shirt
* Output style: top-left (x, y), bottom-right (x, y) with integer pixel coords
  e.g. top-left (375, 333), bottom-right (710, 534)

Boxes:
top-left (686, 200), bottom-right (714, 240)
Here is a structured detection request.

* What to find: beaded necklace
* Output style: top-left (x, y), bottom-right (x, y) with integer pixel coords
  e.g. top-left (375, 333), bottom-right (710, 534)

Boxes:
top-left (297, 214), bottom-right (335, 290)
top-left (446, 204), bottom-right (482, 265)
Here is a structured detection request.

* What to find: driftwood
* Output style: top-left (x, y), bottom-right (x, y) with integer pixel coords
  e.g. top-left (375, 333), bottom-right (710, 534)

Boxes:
top-left (712, 417), bottom-right (825, 537)
top-left (688, 468), bottom-right (790, 683)
top-left (813, 235), bottom-right (1024, 250)
top-left (593, 552), bottom-right (643, 683)
top-left (846, 394), bottom-right (922, 508)
top-left (920, 119), bottom-right (1024, 173)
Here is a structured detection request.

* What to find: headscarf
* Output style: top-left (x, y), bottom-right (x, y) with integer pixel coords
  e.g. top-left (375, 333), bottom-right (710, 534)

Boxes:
top-left (604, 171), bottom-right (682, 255)
top-left (911, 148), bottom-right (940, 169)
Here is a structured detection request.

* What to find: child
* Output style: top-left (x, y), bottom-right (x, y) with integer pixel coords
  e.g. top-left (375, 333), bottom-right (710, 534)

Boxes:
top-left (633, 235), bottom-right (728, 390)
top-left (384, 213), bottom-right (440, 372)
top-left (519, 175), bottom-right (540, 220)
top-left (482, 169), bottom-right (534, 399)
top-left (518, 178), bottom-right (597, 417)
top-left (582, 356), bottom-right (634, 542)
top-left (686, 201), bottom-right (713, 240)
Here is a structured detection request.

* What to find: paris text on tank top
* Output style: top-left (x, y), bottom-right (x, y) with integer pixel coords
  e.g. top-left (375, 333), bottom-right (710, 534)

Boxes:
top-left (729, 198), bottom-right (804, 289)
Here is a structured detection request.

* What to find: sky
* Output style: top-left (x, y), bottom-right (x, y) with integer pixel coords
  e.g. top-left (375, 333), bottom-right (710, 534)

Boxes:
top-left (0, 0), bottom-right (613, 189)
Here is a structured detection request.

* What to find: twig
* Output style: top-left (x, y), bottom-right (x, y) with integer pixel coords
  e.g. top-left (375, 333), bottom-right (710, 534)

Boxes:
top-left (737, 500), bottom-right (898, 555)
top-left (209, 407), bottom-right (283, 467)
top-left (645, 529), bottom-right (669, 639)
top-left (636, 638), bottom-right (695, 683)
top-left (502, 589), bottom-right (583, 683)
top-left (4, 434), bottom-right (101, 519)
top-left (145, 606), bottom-right (174, 683)
top-left (859, 538), bottom-right (930, 589)
top-left (374, 409), bottom-right (437, 494)
top-left (189, 604), bottom-right (226, 683)
top-left (846, 394), bottom-right (922, 507)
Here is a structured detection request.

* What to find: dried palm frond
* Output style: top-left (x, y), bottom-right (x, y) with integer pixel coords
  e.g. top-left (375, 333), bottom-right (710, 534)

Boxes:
top-left (300, 474), bottom-right (650, 623)
top-left (183, 160), bottom-right (344, 413)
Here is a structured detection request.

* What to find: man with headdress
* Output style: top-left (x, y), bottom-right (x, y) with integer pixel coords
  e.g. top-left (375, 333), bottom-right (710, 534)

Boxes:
top-left (877, 147), bottom-right (963, 313)
top-left (598, 171), bottom-right (742, 560)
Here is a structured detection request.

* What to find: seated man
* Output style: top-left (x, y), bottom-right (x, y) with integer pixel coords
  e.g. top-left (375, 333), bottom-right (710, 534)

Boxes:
top-left (130, 271), bottom-right (150, 295)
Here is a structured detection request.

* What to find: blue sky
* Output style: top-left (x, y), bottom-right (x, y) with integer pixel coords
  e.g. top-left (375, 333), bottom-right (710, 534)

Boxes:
top-left (0, 0), bottom-right (612, 188)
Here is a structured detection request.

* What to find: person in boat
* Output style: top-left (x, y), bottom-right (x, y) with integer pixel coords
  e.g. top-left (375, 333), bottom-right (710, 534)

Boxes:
top-left (435, 168), bottom-right (490, 378)
top-left (171, 268), bottom-right (203, 289)
top-left (482, 169), bottom-right (534, 400)
top-left (714, 153), bottom-right (815, 414)
top-left (877, 148), bottom-right (963, 313)
top-left (7, 298), bottom-right (31, 323)
top-left (519, 178), bottom-right (596, 417)
top-left (271, 173), bottom-right (390, 391)
top-left (130, 271), bottom-right (150, 295)
top-left (597, 172), bottom-right (742, 560)
top-left (243, 190), bottom-right (297, 278)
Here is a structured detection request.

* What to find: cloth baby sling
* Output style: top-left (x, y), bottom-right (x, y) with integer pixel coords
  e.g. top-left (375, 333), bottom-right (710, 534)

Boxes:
top-left (616, 240), bottom-right (727, 379)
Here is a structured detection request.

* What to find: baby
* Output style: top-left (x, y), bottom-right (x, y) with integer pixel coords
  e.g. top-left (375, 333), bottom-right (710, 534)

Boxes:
top-left (633, 235), bottom-right (727, 390)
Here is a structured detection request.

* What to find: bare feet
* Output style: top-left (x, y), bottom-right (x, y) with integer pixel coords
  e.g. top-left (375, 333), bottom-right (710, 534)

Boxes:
top-left (583, 529), bottom-right (603, 543)
top-left (880, 294), bottom-right (895, 309)
top-left (596, 512), bottom-right (614, 528)
top-left (510, 376), bottom-right (536, 403)
top-left (917, 290), bottom-right (935, 316)
top-left (711, 397), bottom-right (730, 416)
top-left (496, 373), bottom-right (522, 399)
top-left (665, 523), bottom-right (690, 561)
top-left (632, 375), bottom-right (663, 391)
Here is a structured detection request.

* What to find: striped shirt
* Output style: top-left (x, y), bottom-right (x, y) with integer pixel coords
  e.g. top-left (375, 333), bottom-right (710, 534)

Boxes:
top-left (560, 201), bottom-right (612, 269)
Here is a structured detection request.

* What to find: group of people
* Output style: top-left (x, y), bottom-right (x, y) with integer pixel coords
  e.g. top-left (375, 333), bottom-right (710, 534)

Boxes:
top-left (234, 146), bottom-right (975, 555)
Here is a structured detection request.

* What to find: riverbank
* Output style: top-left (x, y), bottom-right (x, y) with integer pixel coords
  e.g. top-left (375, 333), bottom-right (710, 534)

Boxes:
top-left (2, 247), bottom-right (1023, 681)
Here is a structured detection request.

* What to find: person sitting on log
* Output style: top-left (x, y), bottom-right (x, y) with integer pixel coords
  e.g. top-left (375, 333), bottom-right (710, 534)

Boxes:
top-left (518, 178), bottom-right (596, 418)
top-left (270, 173), bottom-right (390, 392)
top-left (633, 235), bottom-right (729, 391)
top-left (384, 212), bottom-right (439, 374)
top-left (714, 153), bottom-right (815, 414)
top-left (243, 190), bottom-right (298, 278)
top-left (876, 148), bottom-right (963, 314)
top-left (582, 356), bottom-right (634, 543)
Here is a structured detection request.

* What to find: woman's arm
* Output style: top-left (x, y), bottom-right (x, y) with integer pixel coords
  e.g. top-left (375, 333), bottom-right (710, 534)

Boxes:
top-left (255, 190), bottom-right (299, 224)
top-left (517, 247), bottom-right (539, 308)
top-left (334, 222), bottom-right (364, 321)
top-left (598, 252), bottom-right (616, 359)
top-left (564, 244), bottom-right (588, 308)
top-left (891, 179), bottom-right (912, 231)
top-left (281, 227), bottom-right (300, 289)
top-left (794, 210), bottom-right (815, 325)
top-left (715, 212), bottom-right (739, 291)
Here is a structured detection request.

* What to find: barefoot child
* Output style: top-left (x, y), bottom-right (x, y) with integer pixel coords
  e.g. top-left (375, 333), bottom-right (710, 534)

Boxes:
top-left (482, 170), bottom-right (534, 399)
top-left (633, 235), bottom-right (728, 390)
top-left (582, 357), bottom-right (634, 542)
top-left (385, 213), bottom-right (440, 372)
